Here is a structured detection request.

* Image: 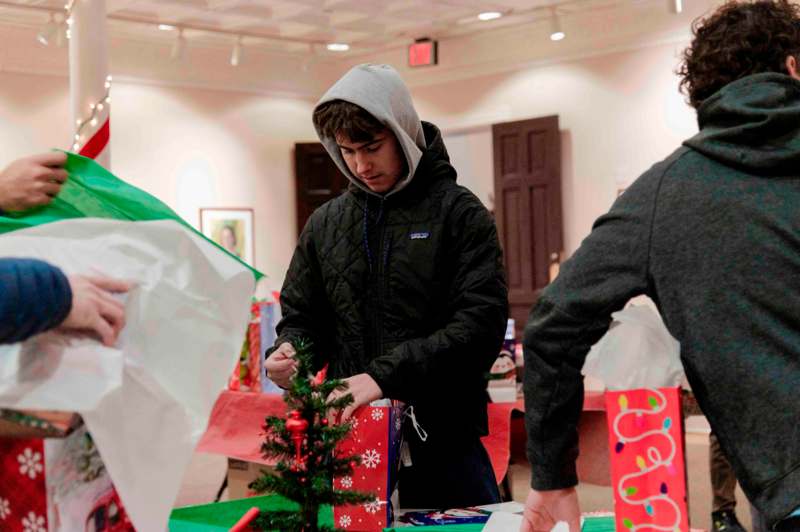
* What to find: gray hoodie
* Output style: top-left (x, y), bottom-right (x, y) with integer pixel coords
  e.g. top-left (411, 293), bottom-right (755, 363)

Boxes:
top-left (314, 64), bottom-right (427, 197)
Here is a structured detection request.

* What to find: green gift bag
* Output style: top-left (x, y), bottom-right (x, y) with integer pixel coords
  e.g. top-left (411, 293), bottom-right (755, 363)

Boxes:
top-left (0, 151), bottom-right (263, 279)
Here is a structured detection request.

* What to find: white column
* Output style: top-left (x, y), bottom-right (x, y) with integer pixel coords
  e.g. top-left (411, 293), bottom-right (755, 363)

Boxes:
top-left (68, 0), bottom-right (111, 168)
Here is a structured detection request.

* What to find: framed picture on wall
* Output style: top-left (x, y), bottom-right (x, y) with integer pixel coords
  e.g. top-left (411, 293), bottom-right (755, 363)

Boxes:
top-left (199, 207), bottom-right (255, 266)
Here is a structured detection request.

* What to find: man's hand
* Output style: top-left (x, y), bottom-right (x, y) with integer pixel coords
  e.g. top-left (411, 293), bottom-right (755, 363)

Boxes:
top-left (265, 342), bottom-right (297, 388)
top-left (327, 373), bottom-right (383, 423)
top-left (60, 275), bottom-right (131, 347)
top-left (519, 487), bottom-right (581, 532)
top-left (0, 152), bottom-right (68, 212)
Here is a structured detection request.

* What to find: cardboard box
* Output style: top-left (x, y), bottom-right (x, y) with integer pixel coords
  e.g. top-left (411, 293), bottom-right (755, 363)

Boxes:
top-left (0, 409), bottom-right (81, 439)
top-left (226, 458), bottom-right (275, 501)
top-left (0, 410), bottom-right (130, 531)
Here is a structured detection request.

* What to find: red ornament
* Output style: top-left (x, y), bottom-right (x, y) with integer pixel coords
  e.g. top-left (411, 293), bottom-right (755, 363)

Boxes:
top-left (300, 477), bottom-right (307, 484)
top-left (349, 461), bottom-right (357, 469)
top-left (311, 364), bottom-right (328, 387)
top-left (321, 418), bottom-right (329, 426)
top-left (285, 410), bottom-right (309, 464)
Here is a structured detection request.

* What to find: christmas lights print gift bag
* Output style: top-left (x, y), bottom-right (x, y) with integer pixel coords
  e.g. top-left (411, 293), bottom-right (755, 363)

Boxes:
top-left (605, 387), bottom-right (688, 532)
top-left (585, 306), bottom-right (690, 530)
top-left (334, 400), bottom-right (403, 532)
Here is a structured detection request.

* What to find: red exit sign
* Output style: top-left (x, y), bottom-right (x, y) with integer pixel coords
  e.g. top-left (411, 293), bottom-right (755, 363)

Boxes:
top-left (408, 39), bottom-right (438, 67)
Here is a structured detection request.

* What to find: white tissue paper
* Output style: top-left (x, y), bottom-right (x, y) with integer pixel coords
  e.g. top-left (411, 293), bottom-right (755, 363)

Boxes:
top-left (0, 219), bottom-right (254, 531)
top-left (582, 304), bottom-right (682, 390)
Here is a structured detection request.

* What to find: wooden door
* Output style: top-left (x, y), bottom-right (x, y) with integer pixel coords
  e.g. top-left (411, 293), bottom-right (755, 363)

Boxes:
top-left (294, 143), bottom-right (349, 237)
top-left (492, 116), bottom-right (563, 337)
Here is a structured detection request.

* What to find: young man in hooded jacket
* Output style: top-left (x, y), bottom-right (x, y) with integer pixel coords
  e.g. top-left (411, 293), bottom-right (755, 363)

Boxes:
top-left (521, 2), bottom-right (800, 531)
top-left (266, 64), bottom-right (508, 508)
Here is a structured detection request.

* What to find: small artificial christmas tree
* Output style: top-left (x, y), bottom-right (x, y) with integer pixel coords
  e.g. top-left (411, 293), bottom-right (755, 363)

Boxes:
top-left (249, 339), bottom-right (374, 531)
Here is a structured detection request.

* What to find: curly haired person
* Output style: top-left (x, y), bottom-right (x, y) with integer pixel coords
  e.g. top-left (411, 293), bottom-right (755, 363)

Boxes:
top-left (521, 2), bottom-right (800, 530)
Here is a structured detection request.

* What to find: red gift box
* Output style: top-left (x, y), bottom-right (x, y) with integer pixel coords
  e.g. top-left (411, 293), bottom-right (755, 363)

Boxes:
top-left (334, 402), bottom-right (403, 531)
top-left (0, 418), bottom-right (131, 532)
top-left (605, 387), bottom-right (689, 532)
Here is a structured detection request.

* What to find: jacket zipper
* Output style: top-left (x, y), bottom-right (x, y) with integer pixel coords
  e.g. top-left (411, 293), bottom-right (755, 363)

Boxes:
top-left (373, 198), bottom-right (387, 363)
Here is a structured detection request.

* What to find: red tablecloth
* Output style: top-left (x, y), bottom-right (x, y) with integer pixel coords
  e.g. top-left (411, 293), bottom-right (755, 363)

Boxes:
top-left (197, 391), bottom-right (285, 465)
top-left (197, 390), bottom-right (607, 484)
top-left (481, 392), bottom-right (606, 483)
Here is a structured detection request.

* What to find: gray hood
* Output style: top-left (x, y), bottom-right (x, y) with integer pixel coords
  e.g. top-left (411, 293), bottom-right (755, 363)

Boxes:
top-left (314, 64), bottom-right (427, 197)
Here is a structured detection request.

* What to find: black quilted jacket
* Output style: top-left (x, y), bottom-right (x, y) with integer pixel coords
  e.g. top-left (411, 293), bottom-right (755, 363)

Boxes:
top-left (272, 122), bottom-right (508, 438)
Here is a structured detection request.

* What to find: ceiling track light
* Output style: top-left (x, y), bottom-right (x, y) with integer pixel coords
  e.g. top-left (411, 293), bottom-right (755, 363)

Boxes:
top-left (55, 20), bottom-right (67, 47)
top-left (37, 13), bottom-right (57, 46)
top-left (549, 8), bottom-right (565, 42)
top-left (230, 36), bottom-right (243, 66)
top-left (301, 43), bottom-right (316, 73)
top-left (478, 11), bottom-right (502, 21)
top-left (668, 0), bottom-right (683, 14)
top-left (171, 28), bottom-right (186, 60)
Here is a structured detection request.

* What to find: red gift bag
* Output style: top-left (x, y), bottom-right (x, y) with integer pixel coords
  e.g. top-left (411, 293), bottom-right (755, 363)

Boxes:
top-left (0, 438), bottom-right (47, 531)
top-left (0, 424), bottom-right (131, 531)
top-left (605, 387), bottom-right (689, 532)
top-left (333, 402), bottom-right (403, 531)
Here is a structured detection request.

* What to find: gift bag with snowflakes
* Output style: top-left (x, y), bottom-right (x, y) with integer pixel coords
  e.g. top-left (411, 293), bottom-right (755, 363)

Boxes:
top-left (334, 400), bottom-right (403, 532)
top-left (605, 387), bottom-right (689, 532)
top-left (0, 438), bottom-right (46, 531)
top-left (0, 425), bottom-right (131, 531)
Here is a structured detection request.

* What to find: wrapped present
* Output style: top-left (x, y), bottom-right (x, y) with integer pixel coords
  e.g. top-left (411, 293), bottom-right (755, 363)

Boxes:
top-left (230, 301), bottom-right (265, 392)
top-left (605, 387), bottom-right (689, 532)
top-left (0, 421), bottom-right (130, 531)
top-left (333, 401), bottom-right (404, 531)
top-left (229, 300), bottom-right (286, 394)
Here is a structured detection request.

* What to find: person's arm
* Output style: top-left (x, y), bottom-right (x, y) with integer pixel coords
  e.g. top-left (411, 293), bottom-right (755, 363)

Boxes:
top-left (266, 216), bottom-right (331, 386)
top-left (0, 258), bottom-right (130, 346)
top-left (519, 165), bottom-right (666, 531)
top-left (0, 152), bottom-right (68, 213)
top-left (0, 258), bottom-right (73, 343)
top-left (365, 192), bottom-right (508, 402)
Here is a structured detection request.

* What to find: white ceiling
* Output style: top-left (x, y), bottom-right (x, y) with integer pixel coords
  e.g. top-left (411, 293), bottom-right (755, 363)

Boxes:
top-left (0, 0), bottom-right (681, 55)
top-left (0, 0), bottom-right (715, 99)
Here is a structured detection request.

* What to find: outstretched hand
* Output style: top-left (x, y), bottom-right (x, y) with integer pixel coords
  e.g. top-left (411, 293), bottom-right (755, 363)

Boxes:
top-left (0, 152), bottom-right (68, 212)
top-left (61, 275), bottom-right (131, 347)
top-left (326, 373), bottom-right (382, 423)
top-left (265, 342), bottom-right (298, 388)
top-left (519, 487), bottom-right (581, 532)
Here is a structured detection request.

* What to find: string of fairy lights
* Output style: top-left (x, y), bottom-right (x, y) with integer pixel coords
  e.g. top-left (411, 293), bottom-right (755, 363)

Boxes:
top-left (63, 0), bottom-right (112, 153)
top-left (71, 75), bottom-right (112, 152)
top-left (612, 388), bottom-right (683, 532)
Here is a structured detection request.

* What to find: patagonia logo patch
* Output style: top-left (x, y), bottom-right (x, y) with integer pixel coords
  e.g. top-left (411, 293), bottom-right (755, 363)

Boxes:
top-left (410, 232), bottom-right (430, 240)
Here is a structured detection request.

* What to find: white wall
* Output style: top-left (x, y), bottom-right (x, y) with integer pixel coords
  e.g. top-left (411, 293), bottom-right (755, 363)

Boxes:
top-left (0, 70), bottom-right (318, 288)
top-left (0, 19), bottom-right (703, 286)
top-left (415, 40), bottom-right (699, 257)
top-left (441, 127), bottom-right (495, 209)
